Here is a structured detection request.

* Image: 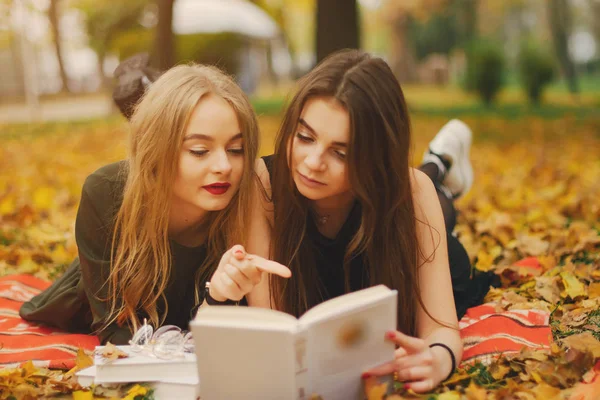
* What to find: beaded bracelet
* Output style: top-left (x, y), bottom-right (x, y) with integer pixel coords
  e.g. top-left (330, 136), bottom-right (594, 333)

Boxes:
top-left (429, 343), bottom-right (456, 381)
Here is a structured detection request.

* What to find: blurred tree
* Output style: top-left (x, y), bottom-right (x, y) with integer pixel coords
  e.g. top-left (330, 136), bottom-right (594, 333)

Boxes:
top-left (548, 0), bottom-right (579, 94)
top-left (518, 40), bottom-right (556, 105)
top-left (154, 0), bottom-right (174, 70)
top-left (457, 0), bottom-right (477, 45)
top-left (589, 0), bottom-right (600, 46)
top-left (315, 0), bottom-right (359, 63)
top-left (464, 39), bottom-right (505, 105)
top-left (382, 0), bottom-right (447, 83)
top-left (0, 0), bottom-right (13, 39)
top-left (409, 10), bottom-right (459, 61)
top-left (48, 0), bottom-right (69, 92)
top-left (74, 0), bottom-right (146, 88)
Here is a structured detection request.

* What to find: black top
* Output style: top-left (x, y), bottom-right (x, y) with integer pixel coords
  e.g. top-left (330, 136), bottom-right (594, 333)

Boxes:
top-left (262, 155), bottom-right (491, 319)
top-left (20, 161), bottom-right (208, 344)
top-left (263, 155), bottom-right (369, 303)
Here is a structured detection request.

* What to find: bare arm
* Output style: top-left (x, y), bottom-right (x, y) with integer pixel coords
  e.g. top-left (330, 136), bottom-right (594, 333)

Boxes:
top-left (411, 168), bottom-right (463, 380)
top-left (245, 158), bottom-right (276, 308)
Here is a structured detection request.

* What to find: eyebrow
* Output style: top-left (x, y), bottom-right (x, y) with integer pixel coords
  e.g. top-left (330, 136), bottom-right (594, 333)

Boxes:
top-left (298, 118), bottom-right (347, 148)
top-left (184, 132), bottom-right (243, 142)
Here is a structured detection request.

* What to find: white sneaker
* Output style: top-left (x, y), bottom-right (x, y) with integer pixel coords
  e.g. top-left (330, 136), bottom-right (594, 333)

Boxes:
top-left (422, 119), bottom-right (473, 199)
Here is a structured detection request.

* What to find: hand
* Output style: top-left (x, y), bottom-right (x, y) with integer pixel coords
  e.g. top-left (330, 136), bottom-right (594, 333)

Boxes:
top-left (208, 245), bottom-right (291, 302)
top-left (362, 331), bottom-right (449, 393)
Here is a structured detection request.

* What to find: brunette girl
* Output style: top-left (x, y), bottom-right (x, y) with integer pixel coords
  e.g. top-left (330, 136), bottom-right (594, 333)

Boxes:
top-left (251, 50), bottom-right (492, 392)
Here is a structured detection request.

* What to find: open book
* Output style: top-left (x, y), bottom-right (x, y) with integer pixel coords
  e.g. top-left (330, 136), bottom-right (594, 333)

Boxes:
top-left (190, 285), bottom-right (397, 400)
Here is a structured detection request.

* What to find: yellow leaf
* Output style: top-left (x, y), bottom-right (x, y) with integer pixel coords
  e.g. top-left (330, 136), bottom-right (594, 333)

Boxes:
top-left (122, 384), bottom-right (148, 400)
top-left (438, 392), bottom-right (461, 400)
top-left (99, 342), bottom-right (129, 362)
top-left (562, 332), bottom-right (600, 358)
top-left (66, 348), bottom-right (94, 377)
top-left (560, 271), bottom-right (586, 299)
top-left (0, 196), bottom-right (15, 215)
top-left (363, 377), bottom-right (389, 400)
top-left (72, 390), bottom-right (94, 400)
top-left (490, 363), bottom-right (511, 380)
top-left (476, 245), bottom-right (502, 271)
top-left (587, 282), bottom-right (600, 298)
top-left (17, 257), bottom-right (39, 274)
top-left (531, 382), bottom-right (562, 399)
top-left (529, 370), bottom-right (543, 383)
top-left (443, 370), bottom-right (471, 385)
top-left (516, 234), bottom-right (550, 256)
top-left (32, 186), bottom-right (56, 210)
top-left (465, 380), bottom-right (487, 400)
top-left (20, 360), bottom-right (37, 377)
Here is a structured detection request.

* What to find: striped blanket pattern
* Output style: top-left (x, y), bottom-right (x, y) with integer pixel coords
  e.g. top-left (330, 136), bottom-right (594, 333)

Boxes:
top-left (0, 274), bottom-right (551, 369)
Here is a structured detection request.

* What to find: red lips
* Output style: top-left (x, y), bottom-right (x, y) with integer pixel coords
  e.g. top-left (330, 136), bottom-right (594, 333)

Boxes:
top-left (203, 182), bottom-right (231, 195)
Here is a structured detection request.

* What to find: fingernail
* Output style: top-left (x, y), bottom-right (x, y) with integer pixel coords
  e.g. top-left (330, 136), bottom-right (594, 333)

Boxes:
top-left (404, 384), bottom-right (411, 390)
top-left (385, 331), bottom-right (396, 339)
top-left (361, 373), bottom-right (370, 379)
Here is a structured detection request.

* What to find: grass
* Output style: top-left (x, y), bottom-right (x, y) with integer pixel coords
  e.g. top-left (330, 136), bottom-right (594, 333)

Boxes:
top-left (251, 79), bottom-right (600, 118)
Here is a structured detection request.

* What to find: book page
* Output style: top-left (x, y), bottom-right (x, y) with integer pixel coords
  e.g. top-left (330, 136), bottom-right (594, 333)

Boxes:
top-left (191, 320), bottom-right (297, 399)
top-left (194, 304), bottom-right (298, 329)
top-left (299, 285), bottom-right (393, 326)
top-left (302, 289), bottom-right (397, 400)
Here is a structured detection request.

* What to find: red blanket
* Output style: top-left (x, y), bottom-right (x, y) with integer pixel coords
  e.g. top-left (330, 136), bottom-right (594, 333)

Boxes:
top-left (459, 303), bottom-right (551, 366)
top-left (0, 274), bottom-right (551, 370)
top-left (0, 274), bottom-right (99, 369)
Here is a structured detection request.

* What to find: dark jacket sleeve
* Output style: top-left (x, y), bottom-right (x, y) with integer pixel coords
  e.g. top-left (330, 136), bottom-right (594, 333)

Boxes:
top-left (76, 171), bottom-right (132, 345)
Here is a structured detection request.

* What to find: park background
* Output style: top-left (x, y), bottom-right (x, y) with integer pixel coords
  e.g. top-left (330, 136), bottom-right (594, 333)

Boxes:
top-left (0, 0), bottom-right (599, 399)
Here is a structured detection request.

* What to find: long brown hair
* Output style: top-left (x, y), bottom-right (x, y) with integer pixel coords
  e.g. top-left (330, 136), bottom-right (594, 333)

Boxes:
top-left (104, 64), bottom-right (259, 332)
top-left (270, 49), bottom-right (426, 336)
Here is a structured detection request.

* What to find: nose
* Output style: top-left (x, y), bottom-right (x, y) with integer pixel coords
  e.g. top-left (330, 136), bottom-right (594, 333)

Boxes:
top-left (211, 149), bottom-right (233, 175)
top-left (304, 149), bottom-right (325, 172)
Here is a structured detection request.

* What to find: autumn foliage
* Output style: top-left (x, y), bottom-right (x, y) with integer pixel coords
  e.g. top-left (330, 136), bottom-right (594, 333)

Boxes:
top-left (0, 115), bottom-right (599, 399)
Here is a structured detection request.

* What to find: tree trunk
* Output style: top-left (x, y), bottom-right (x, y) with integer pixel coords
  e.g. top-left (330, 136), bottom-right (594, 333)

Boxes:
top-left (548, 0), bottom-right (578, 94)
top-left (316, 0), bottom-right (360, 64)
top-left (388, 14), bottom-right (418, 83)
top-left (589, 0), bottom-right (600, 47)
top-left (154, 0), bottom-right (175, 70)
top-left (460, 0), bottom-right (478, 45)
top-left (48, 0), bottom-right (70, 92)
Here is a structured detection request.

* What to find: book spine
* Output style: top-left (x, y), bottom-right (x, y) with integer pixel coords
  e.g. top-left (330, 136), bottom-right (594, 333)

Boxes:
top-left (294, 327), bottom-right (309, 400)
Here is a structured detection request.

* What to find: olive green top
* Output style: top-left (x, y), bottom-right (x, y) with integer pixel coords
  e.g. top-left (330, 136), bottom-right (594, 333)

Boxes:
top-left (20, 162), bottom-right (208, 344)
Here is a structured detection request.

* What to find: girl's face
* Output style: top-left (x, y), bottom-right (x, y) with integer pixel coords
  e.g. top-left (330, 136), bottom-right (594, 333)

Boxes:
top-left (289, 96), bottom-right (352, 202)
top-left (172, 93), bottom-right (245, 213)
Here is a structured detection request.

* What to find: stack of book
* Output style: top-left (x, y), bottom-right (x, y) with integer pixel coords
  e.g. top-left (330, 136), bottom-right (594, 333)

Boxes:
top-left (76, 345), bottom-right (199, 400)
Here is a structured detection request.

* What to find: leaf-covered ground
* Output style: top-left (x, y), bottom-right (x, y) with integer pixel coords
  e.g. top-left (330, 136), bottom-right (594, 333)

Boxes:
top-left (0, 115), bottom-right (599, 399)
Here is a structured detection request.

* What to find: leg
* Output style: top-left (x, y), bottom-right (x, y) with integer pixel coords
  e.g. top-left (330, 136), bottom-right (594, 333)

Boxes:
top-left (422, 119), bottom-right (473, 199)
top-left (418, 162), bottom-right (457, 232)
top-left (447, 233), bottom-right (499, 319)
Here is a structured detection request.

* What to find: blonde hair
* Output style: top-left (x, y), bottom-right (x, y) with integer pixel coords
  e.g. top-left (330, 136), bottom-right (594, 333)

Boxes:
top-left (104, 64), bottom-right (259, 332)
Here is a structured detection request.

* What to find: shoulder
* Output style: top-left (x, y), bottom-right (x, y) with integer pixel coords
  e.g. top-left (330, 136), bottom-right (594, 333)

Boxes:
top-left (255, 156), bottom-right (272, 194)
top-left (409, 168), bottom-right (438, 217)
top-left (83, 161), bottom-right (127, 196)
top-left (252, 157), bottom-right (274, 226)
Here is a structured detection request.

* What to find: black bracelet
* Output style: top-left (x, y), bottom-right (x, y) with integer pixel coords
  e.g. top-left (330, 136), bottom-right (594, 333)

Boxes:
top-left (429, 343), bottom-right (456, 381)
top-left (204, 282), bottom-right (237, 306)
